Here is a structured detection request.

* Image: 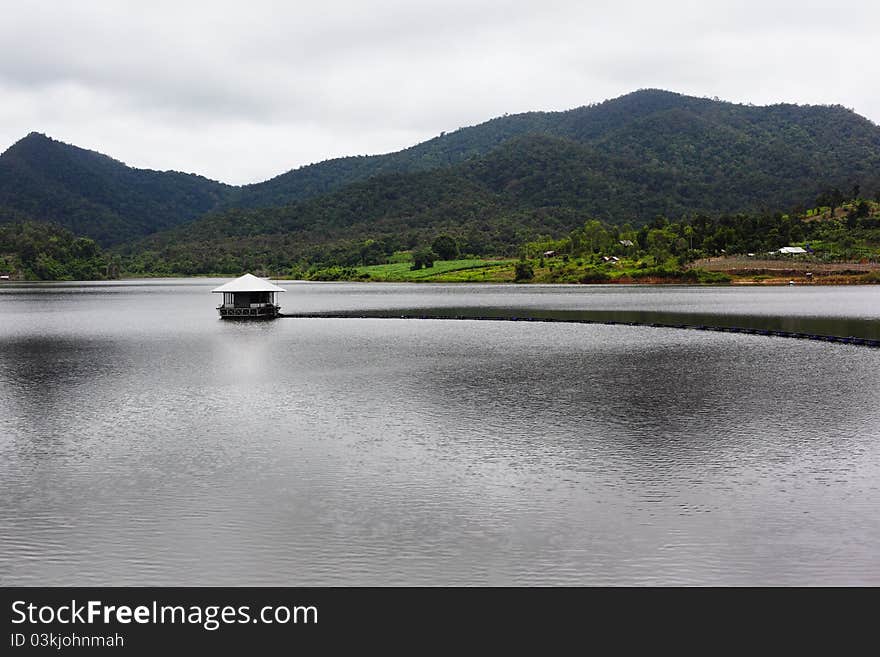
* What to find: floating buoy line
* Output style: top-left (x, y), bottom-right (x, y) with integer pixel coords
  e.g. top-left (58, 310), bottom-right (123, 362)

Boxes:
top-left (279, 312), bottom-right (880, 348)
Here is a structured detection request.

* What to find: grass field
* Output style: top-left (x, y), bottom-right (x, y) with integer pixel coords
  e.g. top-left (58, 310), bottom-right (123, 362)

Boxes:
top-left (355, 259), bottom-right (516, 282)
top-left (325, 254), bottom-right (879, 285)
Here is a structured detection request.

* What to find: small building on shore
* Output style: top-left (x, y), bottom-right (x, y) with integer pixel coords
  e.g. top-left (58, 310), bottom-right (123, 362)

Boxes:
top-left (212, 273), bottom-right (286, 319)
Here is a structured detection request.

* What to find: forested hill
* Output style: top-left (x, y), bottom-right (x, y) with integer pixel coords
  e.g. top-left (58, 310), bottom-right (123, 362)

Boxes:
top-left (3, 89), bottom-right (880, 253)
top-left (224, 111), bottom-right (557, 208)
top-left (124, 128), bottom-right (880, 274)
top-left (228, 89), bottom-right (880, 211)
top-left (0, 132), bottom-right (233, 245)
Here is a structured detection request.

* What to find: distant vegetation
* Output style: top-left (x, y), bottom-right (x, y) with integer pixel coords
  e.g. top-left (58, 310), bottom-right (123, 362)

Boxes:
top-left (0, 133), bottom-right (231, 245)
top-left (3, 200), bottom-right (878, 284)
top-left (0, 221), bottom-right (115, 280)
top-left (272, 197), bottom-right (880, 285)
top-left (118, 193), bottom-right (880, 280)
top-left (514, 199), bottom-right (880, 284)
top-left (526, 200), bottom-right (880, 264)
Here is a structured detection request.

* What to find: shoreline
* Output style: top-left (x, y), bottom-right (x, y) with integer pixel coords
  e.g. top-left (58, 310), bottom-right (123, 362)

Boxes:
top-left (3, 274), bottom-right (879, 286)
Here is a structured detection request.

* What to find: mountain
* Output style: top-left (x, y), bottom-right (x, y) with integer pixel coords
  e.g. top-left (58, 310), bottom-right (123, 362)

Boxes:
top-left (225, 111), bottom-right (557, 208)
top-left (0, 133), bottom-right (233, 244)
top-left (4, 89), bottom-right (880, 258)
top-left (125, 134), bottom-right (880, 275)
top-left (228, 89), bottom-right (880, 212)
top-left (120, 90), bottom-right (880, 274)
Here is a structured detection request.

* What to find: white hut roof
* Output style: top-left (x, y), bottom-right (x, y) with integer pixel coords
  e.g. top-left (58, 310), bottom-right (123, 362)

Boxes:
top-left (211, 273), bottom-right (287, 293)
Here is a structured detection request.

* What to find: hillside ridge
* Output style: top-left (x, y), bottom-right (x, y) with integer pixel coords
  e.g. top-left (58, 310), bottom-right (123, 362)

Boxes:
top-left (2, 89), bottom-right (879, 249)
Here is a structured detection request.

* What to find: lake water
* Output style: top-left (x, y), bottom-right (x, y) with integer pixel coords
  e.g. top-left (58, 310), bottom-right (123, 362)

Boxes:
top-left (1, 280), bottom-right (879, 585)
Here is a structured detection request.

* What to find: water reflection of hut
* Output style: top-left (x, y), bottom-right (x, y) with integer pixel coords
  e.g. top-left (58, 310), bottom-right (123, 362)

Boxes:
top-left (212, 273), bottom-right (286, 319)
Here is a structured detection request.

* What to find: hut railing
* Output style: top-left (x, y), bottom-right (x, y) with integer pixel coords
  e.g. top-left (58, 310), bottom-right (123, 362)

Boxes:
top-left (217, 304), bottom-right (280, 317)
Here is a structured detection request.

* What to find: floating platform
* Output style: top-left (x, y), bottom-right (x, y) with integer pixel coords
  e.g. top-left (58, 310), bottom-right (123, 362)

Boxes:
top-left (212, 273), bottom-right (286, 320)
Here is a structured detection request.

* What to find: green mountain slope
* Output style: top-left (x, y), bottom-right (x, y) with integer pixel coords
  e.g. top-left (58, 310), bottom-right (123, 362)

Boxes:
top-left (230, 89), bottom-right (880, 211)
top-left (0, 133), bottom-right (233, 244)
top-left (129, 92), bottom-right (880, 273)
top-left (226, 111), bottom-right (556, 209)
top-left (4, 89), bottom-right (880, 259)
top-left (0, 220), bottom-right (112, 280)
top-left (122, 120), bottom-right (880, 274)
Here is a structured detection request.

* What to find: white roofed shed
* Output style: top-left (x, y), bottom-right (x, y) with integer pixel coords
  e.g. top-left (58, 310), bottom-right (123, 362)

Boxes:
top-left (212, 273), bottom-right (286, 319)
top-left (212, 273), bottom-right (286, 294)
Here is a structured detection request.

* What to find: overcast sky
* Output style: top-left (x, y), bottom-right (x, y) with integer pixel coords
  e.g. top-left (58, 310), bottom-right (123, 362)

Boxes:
top-left (1, 0), bottom-right (877, 185)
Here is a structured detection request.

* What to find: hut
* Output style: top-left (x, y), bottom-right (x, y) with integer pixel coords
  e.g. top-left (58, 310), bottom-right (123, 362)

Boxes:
top-left (212, 273), bottom-right (286, 319)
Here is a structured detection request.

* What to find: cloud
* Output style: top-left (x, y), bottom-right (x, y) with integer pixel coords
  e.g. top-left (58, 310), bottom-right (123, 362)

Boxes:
top-left (0, 0), bottom-right (877, 184)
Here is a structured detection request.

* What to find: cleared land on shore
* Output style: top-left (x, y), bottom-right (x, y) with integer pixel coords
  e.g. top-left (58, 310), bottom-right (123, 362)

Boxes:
top-left (690, 256), bottom-right (880, 285)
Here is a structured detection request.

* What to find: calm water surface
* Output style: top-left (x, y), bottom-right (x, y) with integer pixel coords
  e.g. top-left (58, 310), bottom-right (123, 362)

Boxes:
top-left (1, 280), bottom-right (879, 585)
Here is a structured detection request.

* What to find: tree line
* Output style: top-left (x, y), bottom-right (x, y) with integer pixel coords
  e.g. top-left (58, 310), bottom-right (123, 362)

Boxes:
top-left (0, 221), bottom-right (117, 280)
